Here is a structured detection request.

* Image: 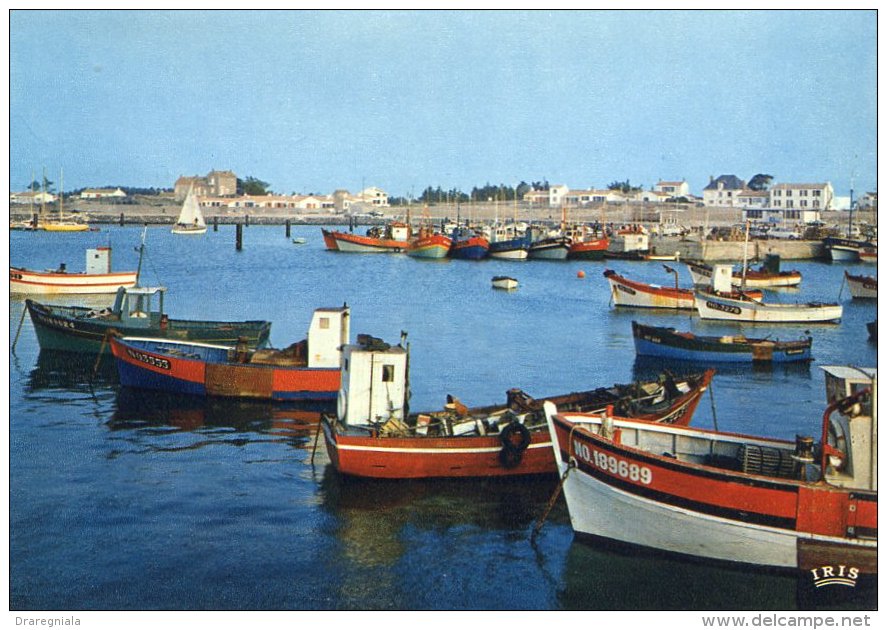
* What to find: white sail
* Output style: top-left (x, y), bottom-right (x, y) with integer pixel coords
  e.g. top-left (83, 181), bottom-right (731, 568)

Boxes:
top-left (176, 188), bottom-right (206, 228)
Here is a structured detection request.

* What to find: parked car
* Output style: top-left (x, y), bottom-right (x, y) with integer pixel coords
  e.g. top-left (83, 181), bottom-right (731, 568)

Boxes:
top-left (766, 228), bottom-right (800, 240)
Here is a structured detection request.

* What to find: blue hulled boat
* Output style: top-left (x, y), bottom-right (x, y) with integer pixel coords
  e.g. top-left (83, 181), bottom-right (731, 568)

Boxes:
top-left (631, 321), bottom-right (813, 363)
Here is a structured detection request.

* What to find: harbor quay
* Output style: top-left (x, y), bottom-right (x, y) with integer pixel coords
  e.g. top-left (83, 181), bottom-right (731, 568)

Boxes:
top-left (10, 197), bottom-right (873, 261)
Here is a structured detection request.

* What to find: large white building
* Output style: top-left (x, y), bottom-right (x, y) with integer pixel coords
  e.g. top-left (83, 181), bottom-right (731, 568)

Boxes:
top-left (654, 180), bottom-right (690, 198)
top-left (768, 182), bottom-right (834, 211)
top-left (702, 175), bottom-right (746, 207)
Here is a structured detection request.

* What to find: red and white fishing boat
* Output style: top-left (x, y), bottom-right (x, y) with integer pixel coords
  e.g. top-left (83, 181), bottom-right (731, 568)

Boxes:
top-left (686, 256), bottom-right (802, 289)
top-left (407, 226), bottom-right (452, 259)
top-left (10, 246), bottom-right (137, 295)
top-left (845, 271), bottom-right (877, 300)
top-left (110, 306), bottom-right (349, 401)
top-left (321, 222), bottom-right (410, 253)
top-left (568, 235), bottom-right (609, 260)
top-left (604, 267), bottom-right (696, 310)
top-left (321, 333), bottom-right (714, 479)
top-left (544, 365), bottom-right (877, 574)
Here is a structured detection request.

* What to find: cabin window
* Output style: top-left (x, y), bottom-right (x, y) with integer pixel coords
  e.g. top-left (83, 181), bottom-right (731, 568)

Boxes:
top-left (381, 364), bottom-right (395, 382)
top-left (319, 317), bottom-right (329, 329)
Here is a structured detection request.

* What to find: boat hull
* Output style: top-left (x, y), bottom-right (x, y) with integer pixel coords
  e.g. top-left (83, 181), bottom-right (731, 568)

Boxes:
top-left (10, 267), bottom-right (138, 295)
top-left (632, 321), bottom-right (812, 363)
top-left (686, 261), bottom-right (802, 289)
top-left (694, 291), bottom-right (843, 323)
top-left (488, 237), bottom-right (529, 260)
top-left (528, 239), bottom-right (571, 260)
top-left (323, 422), bottom-right (555, 479)
top-left (450, 237), bottom-right (489, 260)
top-left (604, 270), bottom-right (695, 309)
top-left (548, 413), bottom-right (877, 573)
top-left (111, 337), bottom-right (339, 401)
top-left (407, 234), bottom-right (452, 259)
top-left (322, 370), bottom-right (713, 479)
top-left (25, 299), bottom-right (271, 354)
top-left (171, 226), bottom-right (207, 235)
top-left (846, 273), bottom-right (877, 300)
top-left (322, 229), bottom-right (407, 253)
top-left (568, 238), bottom-right (609, 260)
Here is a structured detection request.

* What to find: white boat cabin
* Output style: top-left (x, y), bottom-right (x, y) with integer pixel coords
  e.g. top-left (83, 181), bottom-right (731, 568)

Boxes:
top-left (711, 264), bottom-right (734, 292)
top-left (305, 306), bottom-right (351, 368)
top-left (821, 365), bottom-right (877, 492)
top-left (84, 247), bottom-right (114, 274)
top-left (337, 334), bottom-right (409, 427)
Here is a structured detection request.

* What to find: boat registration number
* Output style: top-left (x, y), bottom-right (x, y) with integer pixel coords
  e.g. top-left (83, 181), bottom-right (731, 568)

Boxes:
top-left (125, 348), bottom-right (171, 371)
top-left (572, 440), bottom-right (652, 484)
top-left (616, 284), bottom-right (637, 295)
top-left (706, 301), bottom-right (742, 315)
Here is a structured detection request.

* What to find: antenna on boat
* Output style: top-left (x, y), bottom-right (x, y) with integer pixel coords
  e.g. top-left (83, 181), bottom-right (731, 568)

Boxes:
top-left (135, 225), bottom-right (148, 284)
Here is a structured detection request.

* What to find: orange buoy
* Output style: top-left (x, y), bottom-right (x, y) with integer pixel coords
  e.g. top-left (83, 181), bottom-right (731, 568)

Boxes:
top-left (577, 270), bottom-right (586, 279)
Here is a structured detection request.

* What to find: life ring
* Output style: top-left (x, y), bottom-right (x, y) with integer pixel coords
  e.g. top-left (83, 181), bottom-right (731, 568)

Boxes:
top-left (500, 421), bottom-right (531, 453)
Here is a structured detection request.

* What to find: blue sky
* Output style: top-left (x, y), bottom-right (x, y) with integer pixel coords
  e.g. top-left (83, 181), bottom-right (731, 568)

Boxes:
top-left (9, 9), bottom-right (877, 198)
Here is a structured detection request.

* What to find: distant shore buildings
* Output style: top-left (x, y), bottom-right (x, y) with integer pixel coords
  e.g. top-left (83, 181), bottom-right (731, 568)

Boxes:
top-left (10, 168), bottom-right (870, 223)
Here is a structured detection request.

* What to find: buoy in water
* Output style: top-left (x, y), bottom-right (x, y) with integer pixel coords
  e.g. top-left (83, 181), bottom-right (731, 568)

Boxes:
top-left (577, 270), bottom-right (586, 279)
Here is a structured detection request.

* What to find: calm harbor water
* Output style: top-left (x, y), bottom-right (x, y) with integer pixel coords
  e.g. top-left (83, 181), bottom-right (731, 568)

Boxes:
top-left (8, 225), bottom-right (878, 611)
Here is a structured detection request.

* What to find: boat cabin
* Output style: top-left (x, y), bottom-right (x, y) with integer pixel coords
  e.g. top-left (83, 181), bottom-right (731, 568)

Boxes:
top-left (711, 264), bottom-right (734, 292)
top-left (337, 334), bottom-right (409, 427)
top-left (85, 247), bottom-right (114, 274)
top-left (821, 366), bottom-right (877, 491)
top-left (110, 285), bottom-right (167, 327)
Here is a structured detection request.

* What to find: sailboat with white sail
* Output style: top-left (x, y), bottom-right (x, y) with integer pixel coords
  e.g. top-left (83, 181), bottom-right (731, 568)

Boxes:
top-left (172, 186), bottom-right (207, 235)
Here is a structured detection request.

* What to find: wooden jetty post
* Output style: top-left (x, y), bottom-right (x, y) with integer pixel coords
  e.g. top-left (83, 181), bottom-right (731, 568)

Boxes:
top-left (236, 223), bottom-right (243, 251)
top-left (213, 216), bottom-right (219, 232)
top-left (285, 220), bottom-right (291, 237)
top-left (119, 212), bottom-right (125, 226)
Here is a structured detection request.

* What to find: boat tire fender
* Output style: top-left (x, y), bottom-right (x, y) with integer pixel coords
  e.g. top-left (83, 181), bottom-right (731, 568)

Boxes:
top-left (500, 421), bottom-right (531, 454)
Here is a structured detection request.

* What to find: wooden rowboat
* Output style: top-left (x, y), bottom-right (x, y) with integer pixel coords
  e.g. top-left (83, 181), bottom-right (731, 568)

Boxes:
top-left (632, 321), bottom-right (813, 363)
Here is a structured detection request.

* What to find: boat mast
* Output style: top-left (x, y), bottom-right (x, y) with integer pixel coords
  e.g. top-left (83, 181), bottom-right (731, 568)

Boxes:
top-left (59, 168), bottom-right (63, 222)
top-left (740, 219), bottom-right (750, 291)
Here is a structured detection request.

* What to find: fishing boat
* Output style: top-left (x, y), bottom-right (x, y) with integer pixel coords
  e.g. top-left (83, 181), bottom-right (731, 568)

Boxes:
top-left (858, 246), bottom-right (877, 264)
top-left (110, 306), bottom-right (349, 401)
top-left (568, 234), bottom-right (609, 260)
top-left (527, 225), bottom-right (571, 260)
top-left (604, 267), bottom-right (696, 310)
top-left (491, 276), bottom-right (518, 290)
top-left (694, 264), bottom-right (841, 323)
top-left (406, 226), bottom-right (452, 259)
top-left (694, 291), bottom-right (843, 323)
top-left (10, 246), bottom-right (137, 295)
top-left (632, 321), bottom-right (813, 363)
top-left (823, 236), bottom-right (876, 263)
top-left (488, 223), bottom-right (530, 260)
top-left (844, 271), bottom-right (877, 300)
top-left (321, 222), bottom-right (410, 253)
top-left (686, 255), bottom-right (802, 289)
top-left (321, 333), bottom-right (715, 479)
top-left (544, 365), bottom-right (877, 574)
top-left (25, 286), bottom-right (271, 354)
top-left (449, 226), bottom-right (490, 260)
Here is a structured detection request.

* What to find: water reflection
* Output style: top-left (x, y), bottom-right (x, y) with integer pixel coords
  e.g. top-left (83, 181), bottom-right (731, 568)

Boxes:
top-left (110, 387), bottom-right (332, 448)
top-left (559, 537), bottom-right (876, 611)
top-left (632, 355), bottom-right (814, 381)
top-left (26, 349), bottom-right (118, 392)
top-left (318, 471), bottom-right (560, 568)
